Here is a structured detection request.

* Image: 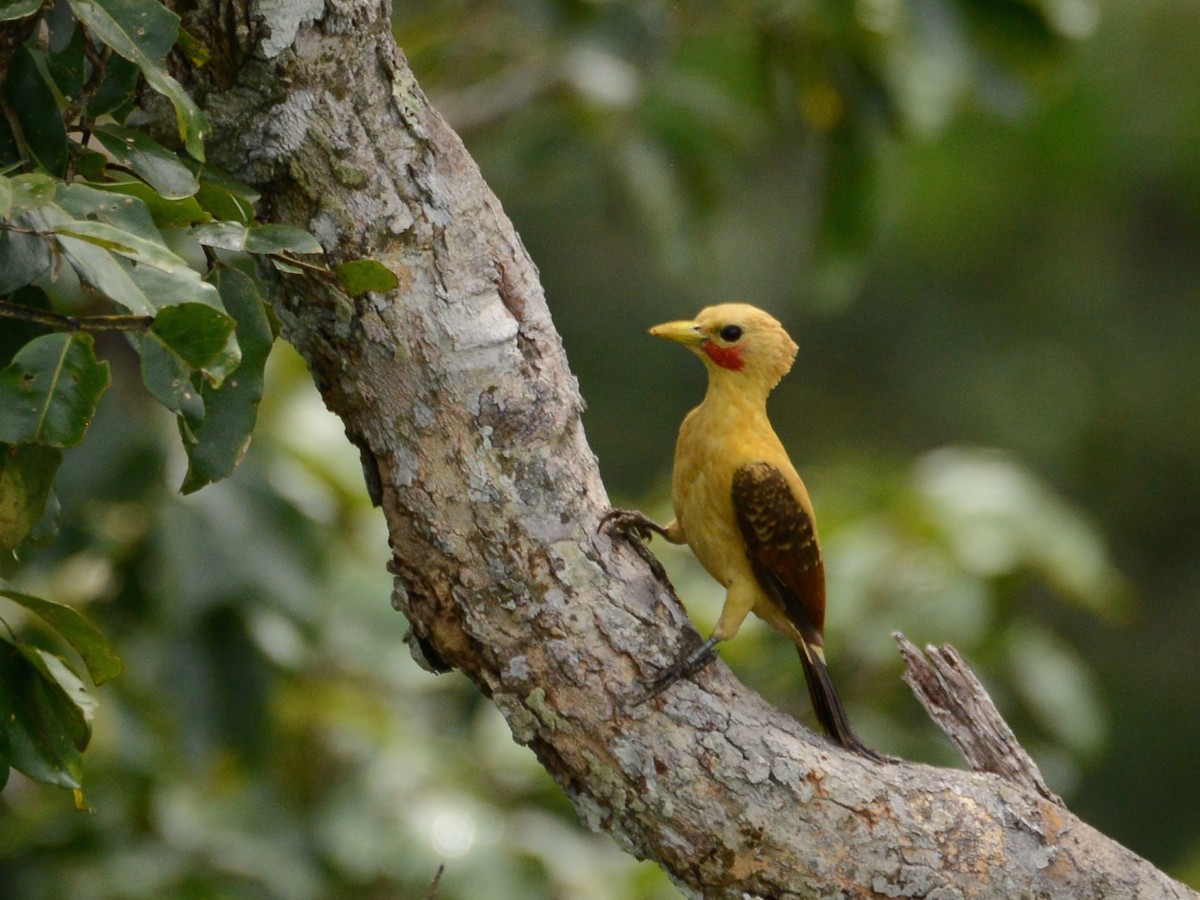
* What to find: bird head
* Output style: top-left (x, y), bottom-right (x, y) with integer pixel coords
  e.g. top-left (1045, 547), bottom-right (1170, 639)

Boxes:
top-left (649, 303), bottom-right (799, 395)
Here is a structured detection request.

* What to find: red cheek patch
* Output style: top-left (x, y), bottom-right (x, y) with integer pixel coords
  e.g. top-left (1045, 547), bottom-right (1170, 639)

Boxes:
top-left (702, 341), bottom-right (745, 371)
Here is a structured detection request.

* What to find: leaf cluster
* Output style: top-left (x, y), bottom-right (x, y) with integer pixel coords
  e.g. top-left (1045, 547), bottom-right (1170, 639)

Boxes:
top-left (0, 0), bottom-right (394, 796)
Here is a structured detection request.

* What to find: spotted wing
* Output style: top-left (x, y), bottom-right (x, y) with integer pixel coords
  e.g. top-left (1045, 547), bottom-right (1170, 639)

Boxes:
top-left (731, 461), bottom-right (826, 643)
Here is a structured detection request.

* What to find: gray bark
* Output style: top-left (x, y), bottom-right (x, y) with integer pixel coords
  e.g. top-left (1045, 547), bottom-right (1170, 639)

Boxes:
top-left (180, 1), bottom-right (1197, 896)
top-left (896, 635), bottom-right (1061, 806)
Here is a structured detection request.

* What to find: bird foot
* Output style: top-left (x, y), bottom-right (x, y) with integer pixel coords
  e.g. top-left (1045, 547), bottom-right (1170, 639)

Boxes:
top-left (599, 507), bottom-right (669, 542)
top-left (630, 635), bottom-right (720, 707)
top-left (600, 508), bottom-right (671, 579)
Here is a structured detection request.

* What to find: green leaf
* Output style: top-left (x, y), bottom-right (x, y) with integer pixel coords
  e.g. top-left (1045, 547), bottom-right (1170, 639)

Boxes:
top-left (40, 190), bottom-right (221, 314)
top-left (0, 443), bottom-right (62, 551)
top-left (190, 220), bottom-right (249, 251)
top-left (139, 302), bottom-right (237, 411)
top-left (175, 26), bottom-right (210, 66)
top-left (0, 286), bottom-right (53, 366)
top-left (0, 333), bottom-right (111, 447)
top-left (50, 218), bottom-right (193, 271)
top-left (270, 257), bottom-right (304, 275)
top-left (85, 176), bottom-right (209, 227)
top-left (0, 589), bottom-right (124, 685)
top-left (198, 327), bottom-right (242, 387)
top-left (49, 224), bottom-right (153, 313)
top-left (150, 302), bottom-right (236, 369)
top-left (127, 259), bottom-right (223, 311)
top-left (67, 0), bottom-right (209, 159)
top-left (46, 0), bottom-right (80, 52)
top-left (8, 173), bottom-right (57, 215)
top-left (86, 54), bottom-right (139, 119)
top-left (93, 124), bottom-right (200, 199)
top-left (135, 55), bottom-right (211, 162)
top-left (69, 0), bottom-right (177, 65)
top-left (191, 222), bottom-right (323, 255)
top-left (138, 330), bottom-right (198, 414)
top-left (73, 148), bottom-right (108, 181)
top-left (37, 649), bottom-right (95, 743)
top-left (38, 193), bottom-right (156, 314)
top-left (0, 212), bottom-right (52, 293)
top-left (334, 259), bottom-right (399, 296)
top-left (0, 0), bottom-right (44, 22)
top-left (55, 182), bottom-right (162, 238)
top-left (192, 165), bottom-right (259, 223)
top-left (2, 46), bottom-right (69, 175)
top-left (181, 267), bottom-right (274, 493)
top-left (0, 638), bottom-right (86, 788)
top-left (45, 7), bottom-right (85, 99)
top-left (244, 224), bottom-right (323, 255)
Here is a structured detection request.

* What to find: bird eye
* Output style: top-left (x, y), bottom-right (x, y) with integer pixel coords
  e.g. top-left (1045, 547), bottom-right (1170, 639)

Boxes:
top-left (719, 324), bottom-right (743, 343)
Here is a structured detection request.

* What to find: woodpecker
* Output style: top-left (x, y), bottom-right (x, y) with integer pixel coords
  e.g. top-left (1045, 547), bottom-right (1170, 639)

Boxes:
top-left (605, 303), bottom-right (881, 759)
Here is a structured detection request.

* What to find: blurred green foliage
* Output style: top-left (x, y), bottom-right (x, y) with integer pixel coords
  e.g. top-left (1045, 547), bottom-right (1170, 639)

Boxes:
top-left (3, 0), bottom-right (1199, 897)
top-left (0, 0), bottom-right (394, 807)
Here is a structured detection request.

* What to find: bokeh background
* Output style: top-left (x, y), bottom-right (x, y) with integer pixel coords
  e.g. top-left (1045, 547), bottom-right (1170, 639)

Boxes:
top-left (3, 0), bottom-right (1199, 897)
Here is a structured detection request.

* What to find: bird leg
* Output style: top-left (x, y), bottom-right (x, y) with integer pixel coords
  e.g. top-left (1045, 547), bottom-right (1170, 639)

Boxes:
top-left (630, 635), bottom-right (720, 706)
top-left (601, 510), bottom-right (719, 703)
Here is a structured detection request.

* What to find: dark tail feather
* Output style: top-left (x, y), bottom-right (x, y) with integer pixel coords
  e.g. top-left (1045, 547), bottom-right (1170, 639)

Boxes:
top-left (796, 641), bottom-right (887, 762)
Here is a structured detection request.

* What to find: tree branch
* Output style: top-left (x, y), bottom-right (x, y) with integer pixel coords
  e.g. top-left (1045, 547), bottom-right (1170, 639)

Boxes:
top-left (183, 2), bottom-right (1197, 896)
top-left (896, 633), bottom-right (1061, 805)
top-left (0, 298), bottom-right (153, 333)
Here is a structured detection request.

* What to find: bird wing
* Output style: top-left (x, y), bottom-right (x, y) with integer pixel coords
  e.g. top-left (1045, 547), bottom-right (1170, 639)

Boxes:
top-left (731, 461), bottom-right (827, 643)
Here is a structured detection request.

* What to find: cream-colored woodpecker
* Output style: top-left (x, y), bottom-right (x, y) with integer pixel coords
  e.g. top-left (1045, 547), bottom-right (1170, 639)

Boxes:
top-left (605, 303), bottom-right (880, 759)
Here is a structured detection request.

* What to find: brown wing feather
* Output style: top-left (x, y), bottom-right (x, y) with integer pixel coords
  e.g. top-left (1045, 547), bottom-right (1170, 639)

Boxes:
top-left (731, 461), bottom-right (826, 643)
top-left (732, 462), bottom-right (884, 759)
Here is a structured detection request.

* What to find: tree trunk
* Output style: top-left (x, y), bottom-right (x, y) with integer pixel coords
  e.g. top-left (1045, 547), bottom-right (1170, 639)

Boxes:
top-left (181, 2), bottom-right (1197, 897)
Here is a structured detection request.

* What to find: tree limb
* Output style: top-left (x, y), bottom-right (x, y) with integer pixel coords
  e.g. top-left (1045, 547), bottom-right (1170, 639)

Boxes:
top-left (896, 633), bottom-right (1061, 805)
top-left (182, 1), bottom-right (1198, 896)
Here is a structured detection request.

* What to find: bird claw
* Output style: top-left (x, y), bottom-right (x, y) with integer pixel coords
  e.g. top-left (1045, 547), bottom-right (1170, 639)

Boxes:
top-left (599, 507), bottom-right (665, 543)
top-left (629, 635), bottom-right (720, 707)
top-left (599, 508), bottom-right (671, 580)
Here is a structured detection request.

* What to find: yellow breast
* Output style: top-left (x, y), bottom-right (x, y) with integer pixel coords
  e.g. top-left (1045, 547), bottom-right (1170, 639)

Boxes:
top-left (671, 385), bottom-right (812, 589)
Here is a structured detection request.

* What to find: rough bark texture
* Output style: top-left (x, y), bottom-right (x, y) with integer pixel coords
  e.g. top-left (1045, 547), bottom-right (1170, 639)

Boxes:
top-left (180, 1), bottom-right (1197, 897)
top-left (896, 634), bottom-right (1061, 806)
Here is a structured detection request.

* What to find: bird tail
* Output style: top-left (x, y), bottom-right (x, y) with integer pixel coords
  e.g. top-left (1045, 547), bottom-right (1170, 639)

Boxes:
top-left (796, 640), bottom-right (885, 762)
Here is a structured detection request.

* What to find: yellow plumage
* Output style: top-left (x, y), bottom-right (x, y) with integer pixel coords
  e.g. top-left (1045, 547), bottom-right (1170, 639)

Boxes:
top-left (610, 303), bottom-right (879, 758)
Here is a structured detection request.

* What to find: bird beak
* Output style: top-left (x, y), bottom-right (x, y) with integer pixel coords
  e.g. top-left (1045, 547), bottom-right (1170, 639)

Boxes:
top-left (649, 320), bottom-right (704, 346)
